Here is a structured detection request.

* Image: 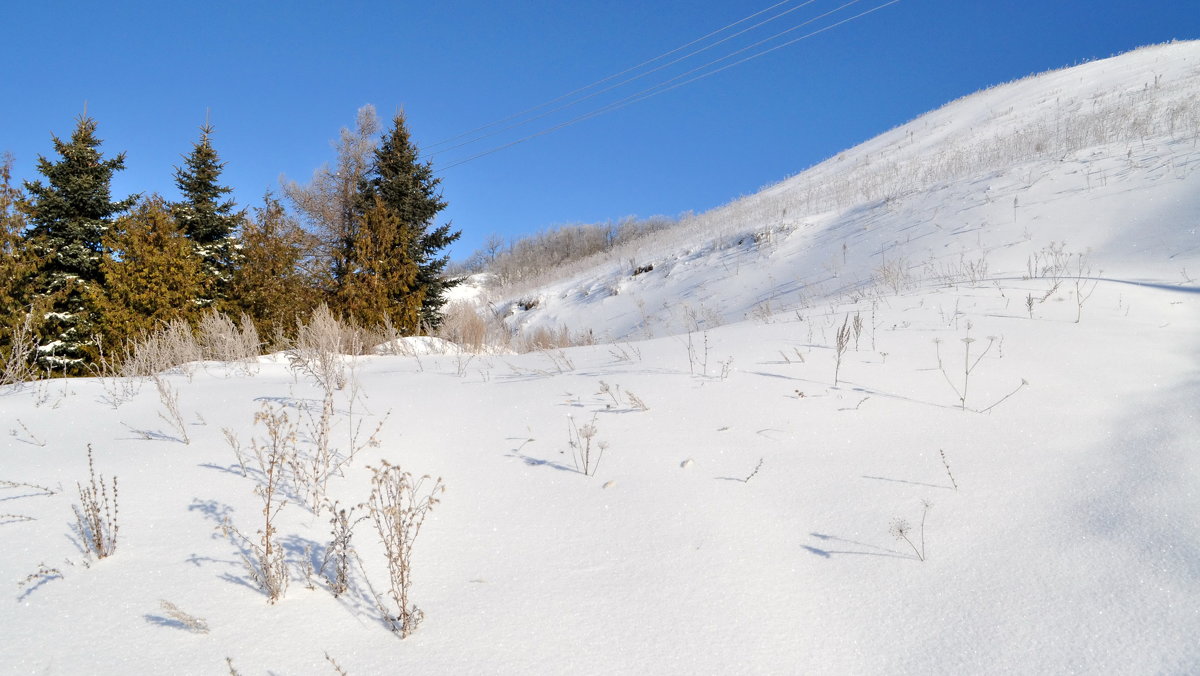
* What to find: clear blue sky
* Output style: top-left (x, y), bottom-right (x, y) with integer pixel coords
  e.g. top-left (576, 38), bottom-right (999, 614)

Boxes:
top-left (3, 1), bottom-right (1197, 260)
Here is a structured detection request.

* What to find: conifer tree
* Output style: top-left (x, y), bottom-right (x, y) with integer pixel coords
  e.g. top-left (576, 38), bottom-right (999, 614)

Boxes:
top-left (0, 153), bottom-right (42, 378)
top-left (334, 197), bottom-right (422, 332)
top-left (172, 123), bottom-right (241, 305)
top-left (359, 110), bottom-right (461, 330)
top-left (90, 197), bottom-right (206, 352)
top-left (227, 193), bottom-right (320, 342)
top-left (21, 115), bottom-right (136, 374)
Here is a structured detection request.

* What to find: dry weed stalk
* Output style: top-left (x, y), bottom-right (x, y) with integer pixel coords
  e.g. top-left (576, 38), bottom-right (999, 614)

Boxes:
top-left (223, 404), bottom-right (294, 602)
top-left (159, 599), bottom-right (210, 633)
top-left (367, 462), bottom-right (445, 638)
top-left (153, 374), bottom-right (190, 444)
top-left (567, 413), bottom-right (607, 476)
top-left (73, 445), bottom-right (119, 559)
top-left (889, 500), bottom-right (933, 562)
top-left (319, 500), bottom-right (367, 598)
top-left (0, 310), bottom-right (39, 387)
top-left (834, 314), bottom-right (851, 385)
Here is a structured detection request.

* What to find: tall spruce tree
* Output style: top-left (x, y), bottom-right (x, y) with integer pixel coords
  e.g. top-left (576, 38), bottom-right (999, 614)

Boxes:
top-left (172, 123), bottom-right (241, 305)
top-left (358, 110), bottom-right (461, 330)
top-left (21, 115), bottom-right (136, 374)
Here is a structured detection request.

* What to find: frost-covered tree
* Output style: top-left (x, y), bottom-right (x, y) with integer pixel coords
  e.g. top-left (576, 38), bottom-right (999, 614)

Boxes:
top-left (21, 115), bottom-right (136, 373)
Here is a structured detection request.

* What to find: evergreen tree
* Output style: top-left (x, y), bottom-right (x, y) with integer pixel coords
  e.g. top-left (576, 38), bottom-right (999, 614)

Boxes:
top-left (334, 196), bottom-right (422, 332)
top-left (228, 193), bottom-right (320, 342)
top-left (90, 197), bottom-right (206, 353)
top-left (21, 115), bottom-right (136, 374)
top-left (172, 123), bottom-right (241, 304)
top-left (358, 110), bottom-right (461, 330)
top-left (0, 153), bottom-right (42, 379)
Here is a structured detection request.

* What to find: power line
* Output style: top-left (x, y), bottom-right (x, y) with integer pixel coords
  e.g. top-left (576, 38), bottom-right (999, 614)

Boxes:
top-left (425, 0), bottom-right (800, 151)
top-left (437, 0), bottom-right (901, 172)
top-left (428, 0), bottom-right (822, 158)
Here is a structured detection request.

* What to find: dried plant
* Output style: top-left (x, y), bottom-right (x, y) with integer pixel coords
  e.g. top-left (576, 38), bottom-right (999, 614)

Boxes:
top-left (743, 458), bottom-right (764, 483)
top-left (834, 314), bottom-right (852, 385)
top-left (625, 390), bottom-right (650, 412)
top-left (223, 404), bottom-right (294, 602)
top-left (319, 500), bottom-right (367, 598)
top-left (939, 449), bottom-right (958, 491)
top-left (367, 462), bottom-right (445, 638)
top-left (889, 500), bottom-right (933, 562)
top-left (567, 413), bottom-right (607, 476)
top-left (0, 310), bottom-right (39, 387)
top-left (153, 374), bottom-right (190, 444)
top-left (159, 599), bottom-right (210, 634)
top-left (73, 445), bottom-right (119, 559)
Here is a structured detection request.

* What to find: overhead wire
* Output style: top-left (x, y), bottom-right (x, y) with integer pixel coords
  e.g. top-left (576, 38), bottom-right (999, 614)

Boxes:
top-left (424, 0), bottom-right (799, 151)
top-left (435, 0), bottom-right (902, 172)
top-left (427, 0), bottom-right (821, 158)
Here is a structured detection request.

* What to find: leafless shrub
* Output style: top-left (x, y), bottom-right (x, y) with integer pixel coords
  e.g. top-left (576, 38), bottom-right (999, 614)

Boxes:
top-left (119, 318), bottom-right (202, 377)
top-left (222, 404), bottom-right (294, 603)
top-left (319, 500), bottom-right (367, 598)
top-left (367, 461), bottom-right (445, 638)
top-left (196, 311), bottom-right (261, 365)
top-left (287, 304), bottom-right (356, 391)
top-left (1, 310), bottom-right (39, 387)
top-left (73, 445), bottom-right (119, 559)
top-left (875, 257), bottom-right (914, 295)
top-left (158, 599), bottom-right (210, 634)
top-left (153, 374), bottom-right (190, 444)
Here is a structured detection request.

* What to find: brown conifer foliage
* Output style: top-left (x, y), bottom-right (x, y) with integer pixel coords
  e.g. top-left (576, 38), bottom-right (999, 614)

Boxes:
top-left (90, 197), bottom-right (207, 354)
top-left (227, 194), bottom-right (319, 343)
top-left (334, 197), bottom-right (423, 333)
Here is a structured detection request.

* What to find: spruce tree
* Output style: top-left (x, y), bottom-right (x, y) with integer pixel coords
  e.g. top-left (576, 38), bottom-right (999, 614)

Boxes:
top-left (90, 197), bottom-right (206, 353)
top-left (21, 115), bottom-right (136, 374)
top-left (172, 123), bottom-right (241, 305)
top-left (359, 110), bottom-right (461, 330)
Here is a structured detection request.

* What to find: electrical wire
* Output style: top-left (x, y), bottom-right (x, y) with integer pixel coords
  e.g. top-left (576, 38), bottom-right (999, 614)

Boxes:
top-left (427, 0), bottom-right (821, 158)
top-left (425, 0), bottom-right (800, 151)
top-left (436, 0), bottom-right (902, 172)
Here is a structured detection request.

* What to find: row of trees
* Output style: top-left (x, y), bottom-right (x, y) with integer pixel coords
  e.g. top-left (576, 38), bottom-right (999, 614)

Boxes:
top-left (0, 105), bottom-right (459, 376)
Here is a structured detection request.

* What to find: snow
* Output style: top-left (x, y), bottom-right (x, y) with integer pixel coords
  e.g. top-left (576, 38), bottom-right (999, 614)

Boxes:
top-left (3, 42), bottom-right (1199, 674)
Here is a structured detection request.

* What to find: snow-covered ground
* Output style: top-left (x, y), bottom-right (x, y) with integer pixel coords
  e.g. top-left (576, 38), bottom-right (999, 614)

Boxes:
top-left (3, 42), bottom-right (1199, 674)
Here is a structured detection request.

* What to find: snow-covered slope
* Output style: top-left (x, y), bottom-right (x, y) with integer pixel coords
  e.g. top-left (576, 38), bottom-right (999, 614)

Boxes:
top-left (493, 40), bottom-right (1200, 339)
top-left (2, 43), bottom-right (1199, 674)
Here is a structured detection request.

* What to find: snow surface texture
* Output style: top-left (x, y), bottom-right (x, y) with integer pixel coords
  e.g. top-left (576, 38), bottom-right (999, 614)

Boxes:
top-left (3, 42), bottom-right (1199, 674)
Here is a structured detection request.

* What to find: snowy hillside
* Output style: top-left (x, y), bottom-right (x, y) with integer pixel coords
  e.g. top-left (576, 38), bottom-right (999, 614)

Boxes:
top-left (3, 43), bottom-right (1199, 674)
top-left (491, 40), bottom-right (1200, 339)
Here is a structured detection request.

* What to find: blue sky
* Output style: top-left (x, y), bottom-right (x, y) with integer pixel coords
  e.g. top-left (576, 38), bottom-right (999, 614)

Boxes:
top-left (3, 1), bottom-right (1197, 260)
